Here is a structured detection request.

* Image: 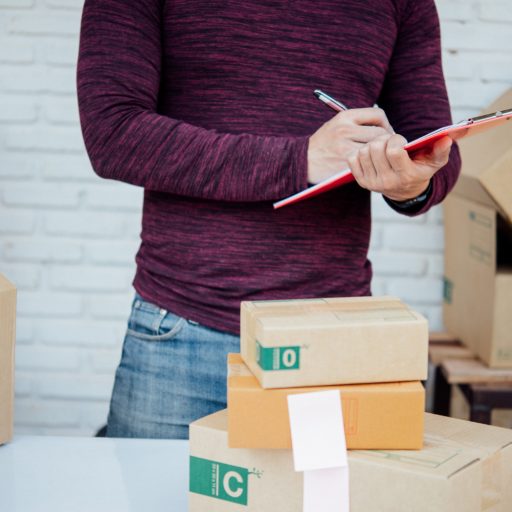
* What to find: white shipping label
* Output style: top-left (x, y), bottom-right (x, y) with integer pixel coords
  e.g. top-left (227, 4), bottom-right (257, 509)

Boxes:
top-left (304, 467), bottom-right (350, 512)
top-left (287, 390), bottom-right (347, 472)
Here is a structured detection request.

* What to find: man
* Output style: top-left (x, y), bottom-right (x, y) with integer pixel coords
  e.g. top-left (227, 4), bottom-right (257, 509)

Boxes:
top-left (77, 0), bottom-right (460, 438)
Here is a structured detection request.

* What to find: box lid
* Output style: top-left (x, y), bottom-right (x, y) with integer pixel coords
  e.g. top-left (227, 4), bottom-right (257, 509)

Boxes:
top-left (453, 88), bottom-right (512, 223)
top-left (243, 296), bottom-right (421, 334)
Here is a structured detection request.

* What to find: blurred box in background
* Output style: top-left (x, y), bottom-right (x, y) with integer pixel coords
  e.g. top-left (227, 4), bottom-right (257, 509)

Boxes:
top-left (444, 89), bottom-right (512, 368)
top-left (0, 274), bottom-right (16, 445)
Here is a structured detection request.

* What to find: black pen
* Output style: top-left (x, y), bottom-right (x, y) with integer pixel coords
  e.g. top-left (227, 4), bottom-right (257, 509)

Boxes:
top-left (314, 89), bottom-right (349, 112)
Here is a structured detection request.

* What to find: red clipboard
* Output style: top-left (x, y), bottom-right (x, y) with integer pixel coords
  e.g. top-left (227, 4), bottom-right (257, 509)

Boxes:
top-left (273, 108), bottom-right (512, 209)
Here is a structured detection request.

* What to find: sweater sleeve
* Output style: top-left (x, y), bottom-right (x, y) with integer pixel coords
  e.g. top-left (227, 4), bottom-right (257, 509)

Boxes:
top-left (377, 0), bottom-right (461, 216)
top-left (76, 0), bottom-right (308, 202)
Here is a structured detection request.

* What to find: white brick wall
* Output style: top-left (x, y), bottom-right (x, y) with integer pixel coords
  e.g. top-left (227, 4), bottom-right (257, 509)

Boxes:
top-left (0, 0), bottom-right (511, 436)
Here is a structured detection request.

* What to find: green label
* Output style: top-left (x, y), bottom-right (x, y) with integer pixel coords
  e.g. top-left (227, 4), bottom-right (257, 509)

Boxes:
top-left (496, 348), bottom-right (512, 362)
top-left (443, 277), bottom-right (453, 304)
top-left (190, 457), bottom-right (249, 505)
top-left (468, 211), bottom-right (492, 266)
top-left (256, 341), bottom-right (300, 370)
top-left (469, 211), bottom-right (492, 228)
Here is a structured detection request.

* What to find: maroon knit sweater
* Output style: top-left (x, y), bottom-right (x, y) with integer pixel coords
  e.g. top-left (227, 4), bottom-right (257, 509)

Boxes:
top-left (77, 0), bottom-right (461, 334)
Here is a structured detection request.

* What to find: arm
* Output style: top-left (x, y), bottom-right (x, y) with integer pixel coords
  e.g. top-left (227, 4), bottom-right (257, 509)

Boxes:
top-left (76, 0), bottom-right (308, 202)
top-left (349, 0), bottom-right (461, 216)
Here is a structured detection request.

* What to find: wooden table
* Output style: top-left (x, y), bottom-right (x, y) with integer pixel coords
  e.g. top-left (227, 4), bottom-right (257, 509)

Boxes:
top-left (429, 334), bottom-right (512, 424)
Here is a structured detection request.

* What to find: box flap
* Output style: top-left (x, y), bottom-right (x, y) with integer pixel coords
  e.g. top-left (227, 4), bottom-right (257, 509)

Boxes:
top-left (455, 88), bottom-right (512, 218)
top-left (451, 173), bottom-right (498, 211)
top-left (423, 413), bottom-right (512, 454)
top-left (351, 413), bottom-right (512, 480)
top-left (480, 149), bottom-right (512, 224)
top-left (190, 409), bottom-right (229, 433)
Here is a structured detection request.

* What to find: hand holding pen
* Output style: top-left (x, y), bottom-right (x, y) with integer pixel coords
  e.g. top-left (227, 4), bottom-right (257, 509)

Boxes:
top-left (307, 89), bottom-right (394, 185)
top-left (310, 89), bottom-right (452, 203)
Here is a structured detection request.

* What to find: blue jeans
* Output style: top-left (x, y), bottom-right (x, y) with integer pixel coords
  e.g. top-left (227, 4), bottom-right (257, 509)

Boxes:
top-left (106, 294), bottom-right (240, 439)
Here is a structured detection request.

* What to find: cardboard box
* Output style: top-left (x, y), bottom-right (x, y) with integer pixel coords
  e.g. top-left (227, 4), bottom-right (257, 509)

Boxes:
top-left (227, 354), bottom-right (424, 450)
top-left (189, 409), bottom-right (512, 512)
top-left (240, 296), bottom-right (428, 388)
top-left (0, 274), bottom-right (16, 445)
top-left (444, 89), bottom-right (512, 367)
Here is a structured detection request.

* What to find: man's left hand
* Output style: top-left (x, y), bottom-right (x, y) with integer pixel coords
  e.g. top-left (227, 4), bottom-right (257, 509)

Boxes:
top-left (347, 134), bottom-right (453, 201)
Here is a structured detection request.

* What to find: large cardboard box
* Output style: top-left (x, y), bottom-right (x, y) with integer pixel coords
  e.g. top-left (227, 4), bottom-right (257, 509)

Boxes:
top-left (240, 296), bottom-right (428, 388)
top-left (0, 274), bottom-right (16, 445)
top-left (227, 354), bottom-right (424, 450)
top-left (444, 89), bottom-right (512, 367)
top-left (189, 409), bottom-right (512, 512)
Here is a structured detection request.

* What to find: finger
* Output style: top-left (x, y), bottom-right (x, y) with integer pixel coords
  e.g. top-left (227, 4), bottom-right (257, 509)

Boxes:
top-left (348, 150), bottom-right (364, 184)
top-left (358, 143), bottom-right (378, 181)
top-left (369, 136), bottom-right (394, 189)
top-left (343, 107), bottom-right (395, 133)
top-left (349, 125), bottom-right (391, 143)
top-left (428, 136), bottom-right (453, 168)
top-left (386, 134), bottom-right (410, 172)
top-left (369, 135), bottom-right (393, 171)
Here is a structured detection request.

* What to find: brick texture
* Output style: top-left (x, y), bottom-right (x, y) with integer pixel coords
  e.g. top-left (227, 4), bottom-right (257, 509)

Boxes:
top-left (0, 0), bottom-right (511, 435)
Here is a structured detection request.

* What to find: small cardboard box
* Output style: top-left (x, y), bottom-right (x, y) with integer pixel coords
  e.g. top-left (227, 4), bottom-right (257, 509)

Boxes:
top-left (0, 274), bottom-right (16, 445)
top-left (189, 409), bottom-right (512, 512)
top-left (444, 89), bottom-right (512, 367)
top-left (227, 354), bottom-right (424, 450)
top-left (240, 296), bottom-right (428, 388)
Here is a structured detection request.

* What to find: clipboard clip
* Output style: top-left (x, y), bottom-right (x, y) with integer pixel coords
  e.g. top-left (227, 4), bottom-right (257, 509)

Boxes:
top-left (466, 107), bottom-right (512, 124)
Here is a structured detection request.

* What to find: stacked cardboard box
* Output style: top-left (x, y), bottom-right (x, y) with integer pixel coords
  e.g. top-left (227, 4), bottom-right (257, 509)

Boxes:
top-left (240, 296), bottom-right (428, 388)
top-left (189, 409), bottom-right (512, 512)
top-left (232, 296), bottom-right (426, 450)
top-left (189, 295), bottom-right (512, 510)
top-left (227, 355), bottom-right (425, 450)
top-left (0, 274), bottom-right (16, 446)
top-left (444, 89), bottom-right (512, 367)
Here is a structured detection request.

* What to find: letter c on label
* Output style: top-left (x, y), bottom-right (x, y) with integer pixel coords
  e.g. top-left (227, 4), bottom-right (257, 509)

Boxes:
top-left (223, 471), bottom-right (244, 499)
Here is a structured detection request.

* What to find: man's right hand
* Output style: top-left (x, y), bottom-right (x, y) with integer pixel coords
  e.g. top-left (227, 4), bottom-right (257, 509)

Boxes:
top-left (307, 108), bottom-right (395, 184)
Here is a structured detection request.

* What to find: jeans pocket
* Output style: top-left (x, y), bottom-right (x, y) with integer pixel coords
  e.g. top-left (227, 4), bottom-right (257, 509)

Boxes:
top-left (126, 295), bottom-right (186, 342)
